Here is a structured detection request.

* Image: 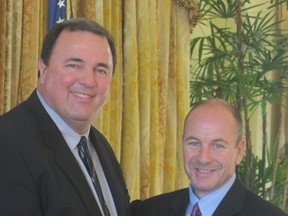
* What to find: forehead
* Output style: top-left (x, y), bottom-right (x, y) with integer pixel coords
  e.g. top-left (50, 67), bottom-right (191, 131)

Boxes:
top-left (53, 30), bottom-right (110, 52)
top-left (50, 30), bottom-right (112, 62)
top-left (185, 105), bottom-right (237, 134)
top-left (54, 30), bottom-right (108, 47)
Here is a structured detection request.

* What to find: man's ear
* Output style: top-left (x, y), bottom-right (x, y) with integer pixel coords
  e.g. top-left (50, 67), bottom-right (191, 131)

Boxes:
top-left (236, 140), bottom-right (246, 165)
top-left (38, 59), bottom-right (47, 83)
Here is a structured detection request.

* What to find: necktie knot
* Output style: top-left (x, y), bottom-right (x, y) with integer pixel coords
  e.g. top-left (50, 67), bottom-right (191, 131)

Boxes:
top-left (79, 136), bottom-right (88, 145)
top-left (78, 136), bottom-right (88, 150)
top-left (77, 136), bottom-right (93, 174)
top-left (191, 202), bottom-right (201, 216)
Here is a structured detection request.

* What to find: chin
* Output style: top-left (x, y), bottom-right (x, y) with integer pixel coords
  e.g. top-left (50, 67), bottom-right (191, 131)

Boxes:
top-left (69, 113), bottom-right (90, 122)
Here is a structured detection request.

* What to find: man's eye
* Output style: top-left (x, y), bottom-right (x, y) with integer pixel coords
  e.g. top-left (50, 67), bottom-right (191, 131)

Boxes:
top-left (213, 143), bottom-right (225, 149)
top-left (67, 64), bottom-right (79, 69)
top-left (97, 68), bottom-right (108, 75)
top-left (189, 141), bottom-right (200, 148)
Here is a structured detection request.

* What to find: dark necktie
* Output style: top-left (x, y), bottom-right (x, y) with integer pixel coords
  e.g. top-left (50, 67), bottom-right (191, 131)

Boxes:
top-left (191, 202), bottom-right (201, 216)
top-left (77, 136), bottom-right (111, 216)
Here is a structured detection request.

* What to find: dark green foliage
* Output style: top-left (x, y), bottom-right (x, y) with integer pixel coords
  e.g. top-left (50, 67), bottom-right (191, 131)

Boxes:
top-left (190, 0), bottom-right (288, 212)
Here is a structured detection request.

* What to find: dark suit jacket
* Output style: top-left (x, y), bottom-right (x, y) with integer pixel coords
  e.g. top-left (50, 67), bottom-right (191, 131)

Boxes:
top-left (130, 177), bottom-right (287, 216)
top-left (0, 90), bottom-right (130, 216)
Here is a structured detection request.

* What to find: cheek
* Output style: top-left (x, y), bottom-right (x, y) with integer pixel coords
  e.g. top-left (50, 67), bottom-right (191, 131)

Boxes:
top-left (224, 147), bottom-right (244, 166)
top-left (97, 79), bottom-right (111, 93)
top-left (221, 152), bottom-right (238, 168)
top-left (183, 152), bottom-right (192, 175)
top-left (62, 75), bottom-right (77, 87)
top-left (50, 71), bottom-right (77, 89)
top-left (183, 149), bottom-right (194, 165)
top-left (39, 69), bottom-right (58, 85)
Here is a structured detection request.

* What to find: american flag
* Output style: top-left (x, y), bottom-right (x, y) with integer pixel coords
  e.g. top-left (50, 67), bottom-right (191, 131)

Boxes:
top-left (48, 0), bottom-right (67, 30)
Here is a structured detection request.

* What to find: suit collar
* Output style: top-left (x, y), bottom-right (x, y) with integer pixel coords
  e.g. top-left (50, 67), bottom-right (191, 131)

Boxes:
top-left (212, 177), bottom-right (246, 216)
top-left (89, 128), bottom-right (130, 215)
top-left (168, 189), bottom-right (190, 216)
top-left (26, 90), bottom-right (103, 215)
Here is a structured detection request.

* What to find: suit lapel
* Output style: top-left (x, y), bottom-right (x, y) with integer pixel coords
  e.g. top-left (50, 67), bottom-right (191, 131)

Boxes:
top-left (213, 177), bottom-right (246, 216)
top-left (52, 136), bottom-right (102, 215)
top-left (168, 189), bottom-right (190, 216)
top-left (89, 128), bottom-right (130, 216)
top-left (27, 91), bottom-right (102, 215)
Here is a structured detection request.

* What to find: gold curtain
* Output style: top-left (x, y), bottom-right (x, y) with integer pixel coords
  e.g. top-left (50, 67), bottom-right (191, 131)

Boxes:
top-left (0, 0), bottom-right (193, 201)
top-left (121, 0), bottom-right (191, 199)
top-left (0, 0), bottom-right (44, 114)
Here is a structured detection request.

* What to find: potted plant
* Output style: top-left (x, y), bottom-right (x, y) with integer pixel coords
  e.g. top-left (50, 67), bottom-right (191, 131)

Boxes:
top-left (190, 0), bottom-right (288, 211)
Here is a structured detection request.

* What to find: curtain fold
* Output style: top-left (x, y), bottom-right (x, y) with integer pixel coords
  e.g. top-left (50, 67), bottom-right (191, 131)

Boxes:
top-left (1, 0), bottom-right (192, 201)
top-left (121, 0), bottom-right (141, 199)
top-left (173, 0), bottom-right (191, 190)
top-left (1, 0), bottom-right (42, 113)
top-left (121, 0), bottom-right (190, 199)
top-left (0, 0), bottom-right (7, 114)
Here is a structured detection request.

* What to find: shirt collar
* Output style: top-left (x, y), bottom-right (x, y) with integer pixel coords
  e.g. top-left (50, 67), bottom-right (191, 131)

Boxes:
top-left (189, 173), bottom-right (236, 216)
top-left (36, 90), bottom-right (90, 149)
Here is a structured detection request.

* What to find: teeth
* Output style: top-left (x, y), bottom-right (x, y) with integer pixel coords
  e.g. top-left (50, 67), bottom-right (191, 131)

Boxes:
top-left (73, 92), bottom-right (91, 98)
top-left (198, 169), bottom-right (212, 174)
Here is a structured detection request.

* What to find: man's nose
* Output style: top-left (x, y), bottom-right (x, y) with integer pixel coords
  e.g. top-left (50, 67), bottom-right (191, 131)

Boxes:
top-left (197, 146), bottom-right (213, 163)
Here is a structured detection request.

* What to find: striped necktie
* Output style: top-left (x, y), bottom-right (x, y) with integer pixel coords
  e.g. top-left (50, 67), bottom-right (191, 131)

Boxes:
top-left (191, 202), bottom-right (201, 216)
top-left (77, 136), bottom-right (110, 216)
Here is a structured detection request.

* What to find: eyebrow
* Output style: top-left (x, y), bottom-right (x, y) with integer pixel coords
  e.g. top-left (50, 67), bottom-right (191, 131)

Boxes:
top-left (183, 136), bottom-right (199, 142)
top-left (97, 62), bottom-right (110, 69)
top-left (184, 136), bottom-right (228, 144)
top-left (64, 57), bottom-right (84, 63)
top-left (212, 139), bottom-right (230, 146)
top-left (64, 58), bottom-right (110, 69)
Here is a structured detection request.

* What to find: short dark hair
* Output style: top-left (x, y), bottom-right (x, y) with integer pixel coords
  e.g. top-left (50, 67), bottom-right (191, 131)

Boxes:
top-left (40, 18), bottom-right (116, 73)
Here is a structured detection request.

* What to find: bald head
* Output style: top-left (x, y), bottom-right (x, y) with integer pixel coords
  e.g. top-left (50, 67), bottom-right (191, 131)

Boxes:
top-left (184, 99), bottom-right (243, 143)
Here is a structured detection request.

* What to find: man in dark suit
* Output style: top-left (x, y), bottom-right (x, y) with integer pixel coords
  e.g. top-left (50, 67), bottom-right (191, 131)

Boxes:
top-left (0, 18), bottom-right (130, 216)
top-left (130, 99), bottom-right (287, 216)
